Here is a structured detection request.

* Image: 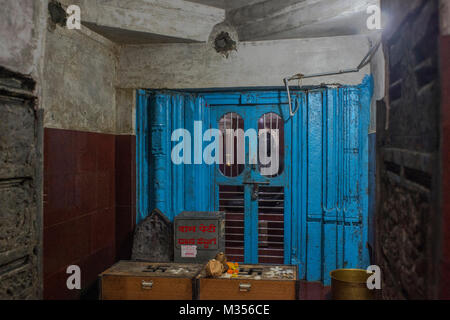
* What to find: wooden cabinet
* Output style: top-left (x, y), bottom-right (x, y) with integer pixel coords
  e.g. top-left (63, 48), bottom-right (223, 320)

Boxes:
top-left (196, 264), bottom-right (298, 300)
top-left (100, 262), bottom-right (298, 300)
top-left (100, 261), bottom-right (203, 300)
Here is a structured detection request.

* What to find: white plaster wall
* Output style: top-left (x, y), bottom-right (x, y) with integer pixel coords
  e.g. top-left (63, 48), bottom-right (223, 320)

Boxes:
top-left (42, 25), bottom-right (118, 133)
top-left (116, 88), bottom-right (136, 135)
top-left (116, 35), bottom-right (372, 89)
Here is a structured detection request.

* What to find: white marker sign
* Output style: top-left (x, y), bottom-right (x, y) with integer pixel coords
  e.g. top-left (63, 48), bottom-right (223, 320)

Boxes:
top-left (181, 245), bottom-right (198, 258)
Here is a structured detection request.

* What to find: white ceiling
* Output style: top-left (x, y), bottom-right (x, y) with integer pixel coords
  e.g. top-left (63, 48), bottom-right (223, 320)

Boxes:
top-left (82, 0), bottom-right (379, 44)
top-left (226, 0), bottom-right (379, 41)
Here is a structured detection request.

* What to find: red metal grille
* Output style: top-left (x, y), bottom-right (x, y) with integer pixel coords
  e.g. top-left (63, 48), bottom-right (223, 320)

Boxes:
top-left (258, 186), bottom-right (285, 264)
top-left (219, 185), bottom-right (245, 262)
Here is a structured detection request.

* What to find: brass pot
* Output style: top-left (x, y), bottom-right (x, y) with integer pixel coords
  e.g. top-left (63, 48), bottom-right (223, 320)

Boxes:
top-left (330, 269), bottom-right (375, 300)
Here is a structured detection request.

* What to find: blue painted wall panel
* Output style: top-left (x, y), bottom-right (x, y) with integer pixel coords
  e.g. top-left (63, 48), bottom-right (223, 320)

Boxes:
top-left (307, 91), bottom-right (323, 219)
top-left (137, 92), bottom-right (215, 222)
top-left (136, 90), bottom-right (150, 224)
top-left (344, 224), bottom-right (360, 268)
top-left (306, 221), bottom-right (322, 281)
top-left (171, 95), bottom-right (185, 219)
top-left (323, 222), bottom-right (338, 283)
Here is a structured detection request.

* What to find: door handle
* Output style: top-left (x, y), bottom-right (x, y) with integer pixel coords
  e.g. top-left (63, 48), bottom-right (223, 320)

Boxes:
top-left (239, 283), bottom-right (252, 292)
top-left (141, 280), bottom-right (154, 290)
top-left (243, 181), bottom-right (269, 200)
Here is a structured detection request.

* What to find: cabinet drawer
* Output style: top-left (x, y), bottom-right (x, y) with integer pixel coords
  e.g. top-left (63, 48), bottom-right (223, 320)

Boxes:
top-left (196, 264), bottom-right (298, 300)
top-left (101, 275), bottom-right (193, 300)
top-left (99, 261), bottom-right (203, 300)
top-left (198, 278), bottom-right (296, 300)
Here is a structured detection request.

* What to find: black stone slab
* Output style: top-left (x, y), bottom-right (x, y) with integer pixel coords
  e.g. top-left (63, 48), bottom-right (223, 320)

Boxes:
top-left (131, 209), bottom-right (174, 262)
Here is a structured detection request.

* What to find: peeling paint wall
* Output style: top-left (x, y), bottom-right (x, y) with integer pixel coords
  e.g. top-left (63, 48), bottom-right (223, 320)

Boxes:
top-left (0, 0), bottom-right (48, 300)
top-left (0, 0), bottom-right (47, 77)
top-left (2, 0), bottom-right (120, 134)
top-left (42, 24), bottom-right (118, 134)
top-left (0, 0), bottom-right (48, 110)
top-left (117, 35), bottom-right (372, 89)
top-left (0, 74), bottom-right (42, 300)
top-left (0, 0), bottom-right (35, 74)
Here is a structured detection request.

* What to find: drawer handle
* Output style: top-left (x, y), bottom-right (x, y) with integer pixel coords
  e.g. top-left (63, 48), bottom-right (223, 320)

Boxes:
top-left (141, 280), bottom-right (153, 290)
top-left (239, 283), bottom-right (251, 292)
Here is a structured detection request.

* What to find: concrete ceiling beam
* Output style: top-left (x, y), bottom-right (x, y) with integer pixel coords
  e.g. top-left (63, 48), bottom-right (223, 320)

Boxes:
top-left (227, 0), bottom-right (379, 41)
top-left (66, 0), bottom-right (225, 43)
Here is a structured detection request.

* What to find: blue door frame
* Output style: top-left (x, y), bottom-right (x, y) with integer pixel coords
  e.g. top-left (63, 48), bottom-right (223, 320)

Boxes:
top-left (136, 75), bottom-right (373, 285)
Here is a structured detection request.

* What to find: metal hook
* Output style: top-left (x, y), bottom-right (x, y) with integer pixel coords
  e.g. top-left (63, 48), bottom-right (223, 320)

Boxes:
top-left (284, 78), bottom-right (300, 117)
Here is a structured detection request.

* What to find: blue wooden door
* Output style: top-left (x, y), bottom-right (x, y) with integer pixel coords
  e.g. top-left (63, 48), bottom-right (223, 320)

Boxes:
top-left (137, 76), bottom-right (373, 285)
top-left (204, 92), bottom-right (293, 265)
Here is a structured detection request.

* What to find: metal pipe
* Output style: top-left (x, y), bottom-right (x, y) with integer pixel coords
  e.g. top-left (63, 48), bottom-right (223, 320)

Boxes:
top-left (287, 68), bottom-right (359, 81)
top-left (284, 40), bottom-right (381, 117)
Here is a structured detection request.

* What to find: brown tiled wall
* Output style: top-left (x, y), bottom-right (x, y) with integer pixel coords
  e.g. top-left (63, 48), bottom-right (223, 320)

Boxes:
top-left (115, 135), bottom-right (136, 261)
top-left (43, 128), bottom-right (136, 300)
